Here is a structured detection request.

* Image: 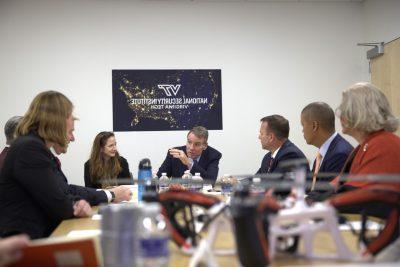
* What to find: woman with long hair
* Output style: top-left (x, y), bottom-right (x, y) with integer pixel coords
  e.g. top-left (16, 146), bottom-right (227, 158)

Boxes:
top-left (84, 131), bottom-right (131, 188)
top-left (0, 91), bottom-right (91, 239)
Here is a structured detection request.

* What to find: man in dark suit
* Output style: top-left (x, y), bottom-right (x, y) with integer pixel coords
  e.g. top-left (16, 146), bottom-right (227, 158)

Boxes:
top-left (256, 115), bottom-right (308, 174)
top-left (157, 126), bottom-right (222, 183)
top-left (0, 116), bottom-right (22, 171)
top-left (301, 102), bottom-right (353, 190)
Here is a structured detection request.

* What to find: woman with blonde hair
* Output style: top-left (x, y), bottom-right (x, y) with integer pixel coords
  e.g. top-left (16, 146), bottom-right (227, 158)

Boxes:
top-left (0, 91), bottom-right (92, 239)
top-left (84, 131), bottom-right (131, 189)
top-left (328, 82), bottom-right (400, 258)
top-left (332, 82), bottom-right (400, 190)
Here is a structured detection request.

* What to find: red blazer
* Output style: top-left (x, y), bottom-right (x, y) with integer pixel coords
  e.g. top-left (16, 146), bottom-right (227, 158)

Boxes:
top-left (345, 130), bottom-right (400, 189)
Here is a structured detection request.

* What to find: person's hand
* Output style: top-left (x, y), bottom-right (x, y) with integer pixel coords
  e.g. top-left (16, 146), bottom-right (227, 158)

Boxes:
top-left (265, 188), bottom-right (274, 197)
top-left (73, 200), bottom-right (92, 217)
top-left (0, 234), bottom-right (29, 267)
top-left (289, 188), bottom-right (297, 198)
top-left (110, 186), bottom-right (132, 203)
top-left (169, 149), bottom-right (191, 166)
top-left (169, 183), bottom-right (186, 191)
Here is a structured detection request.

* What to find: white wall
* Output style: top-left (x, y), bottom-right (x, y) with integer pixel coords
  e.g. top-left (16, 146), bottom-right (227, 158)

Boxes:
top-left (363, 0), bottom-right (400, 44)
top-left (0, 0), bottom-right (369, 185)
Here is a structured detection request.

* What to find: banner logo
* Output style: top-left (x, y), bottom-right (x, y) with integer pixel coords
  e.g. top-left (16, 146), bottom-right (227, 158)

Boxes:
top-left (113, 69), bottom-right (222, 131)
top-left (158, 84), bottom-right (181, 96)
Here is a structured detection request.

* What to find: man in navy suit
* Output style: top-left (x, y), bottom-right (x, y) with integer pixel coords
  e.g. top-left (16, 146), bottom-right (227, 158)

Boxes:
top-left (157, 126), bottom-right (222, 183)
top-left (256, 115), bottom-right (308, 175)
top-left (301, 102), bottom-right (353, 189)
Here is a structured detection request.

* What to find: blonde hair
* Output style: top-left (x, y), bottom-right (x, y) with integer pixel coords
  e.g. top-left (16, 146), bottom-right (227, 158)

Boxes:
top-left (89, 131), bottom-right (122, 188)
top-left (17, 91), bottom-right (73, 147)
top-left (336, 82), bottom-right (399, 133)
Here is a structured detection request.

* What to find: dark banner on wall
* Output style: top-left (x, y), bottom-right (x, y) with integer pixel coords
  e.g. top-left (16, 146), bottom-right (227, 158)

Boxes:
top-left (112, 69), bottom-right (222, 131)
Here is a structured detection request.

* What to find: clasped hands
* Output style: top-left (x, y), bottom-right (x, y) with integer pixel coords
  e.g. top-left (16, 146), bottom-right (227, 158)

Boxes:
top-left (108, 186), bottom-right (132, 202)
top-left (169, 148), bottom-right (192, 167)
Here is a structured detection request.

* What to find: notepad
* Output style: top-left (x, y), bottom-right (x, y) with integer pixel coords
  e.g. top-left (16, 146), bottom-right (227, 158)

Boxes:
top-left (10, 236), bottom-right (100, 267)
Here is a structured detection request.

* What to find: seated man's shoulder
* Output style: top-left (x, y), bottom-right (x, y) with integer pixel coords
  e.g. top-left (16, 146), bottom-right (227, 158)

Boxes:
top-left (205, 145), bottom-right (222, 158)
top-left (334, 134), bottom-right (353, 152)
top-left (283, 140), bottom-right (306, 157)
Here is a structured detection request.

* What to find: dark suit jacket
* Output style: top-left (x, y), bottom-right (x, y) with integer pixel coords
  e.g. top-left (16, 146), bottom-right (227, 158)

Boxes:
top-left (54, 161), bottom-right (108, 206)
top-left (256, 139), bottom-right (309, 174)
top-left (0, 133), bottom-right (77, 239)
top-left (157, 145), bottom-right (222, 183)
top-left (0, 146), bottom-right (9, 171)
top-left (311, 134), bottom-right (353, 181)
top-left (0, 138), bottom-right (108, 207)
top-left (84, 156), bottom-right (131, 189)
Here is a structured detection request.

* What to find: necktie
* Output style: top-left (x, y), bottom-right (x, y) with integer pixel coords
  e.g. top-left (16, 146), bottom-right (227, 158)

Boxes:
top-left (311, 152), bottom-right (322, 191)
top-left (267, 157), bottom-right (274, 173)
top-left (54, 156), bottom-right (61, 170)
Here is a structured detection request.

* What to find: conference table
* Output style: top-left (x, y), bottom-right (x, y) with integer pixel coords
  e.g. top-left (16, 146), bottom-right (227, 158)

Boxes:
top-left (51, 193), bottom-right (362, 267)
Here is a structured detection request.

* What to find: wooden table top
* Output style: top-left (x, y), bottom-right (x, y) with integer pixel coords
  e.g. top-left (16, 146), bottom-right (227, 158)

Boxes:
top-left (51, 201), bottom-right (363, 267)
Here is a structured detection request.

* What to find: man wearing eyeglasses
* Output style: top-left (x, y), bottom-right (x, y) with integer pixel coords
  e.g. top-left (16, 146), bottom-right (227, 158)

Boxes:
top-left (157, 126), bottom-right (222, 183)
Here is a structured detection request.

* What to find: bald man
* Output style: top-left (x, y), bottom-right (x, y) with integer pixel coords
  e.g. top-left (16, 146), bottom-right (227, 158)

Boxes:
top-left (301, 102), bottom-right (353, 191)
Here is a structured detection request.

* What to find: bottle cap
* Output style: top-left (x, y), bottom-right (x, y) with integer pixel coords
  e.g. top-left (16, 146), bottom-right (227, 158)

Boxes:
top-left (195, 173), bottom-right (200, 176)
top-left (162, 173), bottom-right (167, 176)
top-left (139, 158), bottom-right (152, 169)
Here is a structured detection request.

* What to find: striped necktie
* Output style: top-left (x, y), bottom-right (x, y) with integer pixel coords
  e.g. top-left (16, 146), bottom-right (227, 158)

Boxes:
top-left (311, 152), bottom-right (322, 191)
top-left (267, 157), bottom-right (274, 173)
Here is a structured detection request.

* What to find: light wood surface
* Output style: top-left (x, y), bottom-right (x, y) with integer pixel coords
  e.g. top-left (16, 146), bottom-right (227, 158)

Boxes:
top-left (51, 204), bottom-right (362, 267)
top-left (371, 36), bottom-right (400, 136)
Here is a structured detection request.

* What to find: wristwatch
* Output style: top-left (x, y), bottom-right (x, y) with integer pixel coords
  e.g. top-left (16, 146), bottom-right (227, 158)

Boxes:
top-left (110, 191), bottom-right (116, 202)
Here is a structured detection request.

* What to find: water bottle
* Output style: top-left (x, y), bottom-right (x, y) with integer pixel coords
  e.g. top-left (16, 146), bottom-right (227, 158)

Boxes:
top-left (159, 173), bottom-right (169, 193)
top-left (152, 171), bottom-right (159, 192)
top-left (221, 174), bottom-right (233, 196)
top-left (100, 204), bottom-right (141, 267)
top-left (138, 158), bottom-right (152, 202)
top-left (181, 170), bottom-right (192, 189)
top-left (100, 205), bottom-right (120, 267)
top-left (251, 177), bottom-right (264, 195)
top-left (190, 172), bottom-right (203, 193)
top-left (136, 203), bottom-right (170, 267)
top-left (230, 185), bottom-right (270, 267)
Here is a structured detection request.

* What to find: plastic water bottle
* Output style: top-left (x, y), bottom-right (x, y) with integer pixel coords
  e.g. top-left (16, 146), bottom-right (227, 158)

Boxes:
top-left (100, 204), bottom-right (141, 267)
top-left (136, 203), bottom-right (169, 267)
top-left (251, 177), bottom-right (264, 194)
top-left (159, 173), bottom-right (169, 193)
top-left (152, 171), bottom-right (159, 192)
top-left (221, 174), bottom-right (233, 196)
top-left (138, 158), bottom-right (152, 202)
top-left (190, 172), bottom-right (203, 192)
top-left (181, 170), bottom-right (192, 189)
